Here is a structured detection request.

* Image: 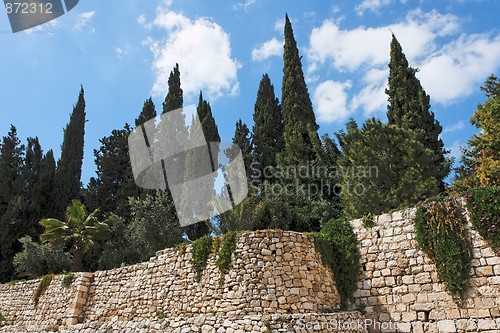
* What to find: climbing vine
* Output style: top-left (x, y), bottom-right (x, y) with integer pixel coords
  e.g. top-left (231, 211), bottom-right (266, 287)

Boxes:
top-left (465, 186), bottom-right (500, 250)
top-left (310, 216), bottom-right (361, 310)
top-left (191, 236), bottom-right (213, 282)
top-left (414, 197), bottom-right (471, 304)
top-left (33, 274), bottom-right (55, 305)
top-left (215, 231), bottom-right (238, 285)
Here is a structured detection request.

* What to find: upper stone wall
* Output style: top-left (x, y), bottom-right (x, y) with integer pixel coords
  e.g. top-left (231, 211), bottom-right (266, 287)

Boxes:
top-left (350, 204), bottom-right (500, 333)
top-left (0, 230), bottom-right (340, 329)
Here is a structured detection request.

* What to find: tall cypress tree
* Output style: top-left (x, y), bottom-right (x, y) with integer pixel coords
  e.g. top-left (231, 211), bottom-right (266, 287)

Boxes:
top-left (183, 92), bottom-right (220, 241)
top-left (0, 125), bottom-right (25, 282)
top-left (163, 63), bottom-right (183, 114)
top-left (135, 97), bottom-right (157, 127)
top-left (233, 119), bottom-right (253, 178)
top-left (252, 74), bottom-right (283, 181)
top-left (54, 86), bottom-right (87, 218)
top-left (386, 34), bottom-right (451, 189)
top-left (0, 125), bottom-right (24, 217)
top-left (39, 149), bottom-right (57, 218)
top-left (281, 14), bottom-right (319, 163)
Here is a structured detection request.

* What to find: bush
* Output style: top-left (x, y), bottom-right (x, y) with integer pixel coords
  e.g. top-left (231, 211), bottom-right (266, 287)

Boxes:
top-left (61, 272), bottom-right (74, 287)
top-left (13, 237), bottom-right (71, 279)
top-left (312, 217), bottom-right (361, 309)
top-left (465, 186), bottom-right (500, 249)
top-left (215, 231), bottom-right (238, 285)
top-left (415, 198), bottom-right (471, 303)
top-left (0, 312), bottom-right (5, 325)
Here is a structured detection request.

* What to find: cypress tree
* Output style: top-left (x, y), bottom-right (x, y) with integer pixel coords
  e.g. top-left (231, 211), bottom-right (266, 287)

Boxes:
top-left (135, 97), bottom-right (157, 127)
top-left (233, 119), bottom-right (253, 178)
top-left (386, 34), bottom-right (451, 189)
top-left (183, 92), bottom-right (220, 241)
top-left (163, 63), bottom-right (183, 114)
top-left (281, 14), bottom-right (319, 163)
top-left (54, 86), bottom-right (87, 219)
top-left (39, 149), bottom-right (57, 218)
top-left (0, 125), bottom-right (25, 282)
top-left (252, 74), bottom-right (284, 181)
top-left (0, 125), bottom-right (24, 217)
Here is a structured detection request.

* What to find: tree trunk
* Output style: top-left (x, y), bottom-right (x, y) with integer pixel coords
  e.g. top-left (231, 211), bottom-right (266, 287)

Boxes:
top-left (70, 239), bottom-right (84, 272)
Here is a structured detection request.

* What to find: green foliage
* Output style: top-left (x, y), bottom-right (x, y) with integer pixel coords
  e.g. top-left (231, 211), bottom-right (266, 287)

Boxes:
top-left (40, 200), bottom-right (110, 272)
top-left (232, 119), bottom-right (253, 178)
top-left (61, 272), bottom-right (74, 287)
top-left (465, 186), bottom-right (500, 249)
top-left (361, 214), bottom-right (375, 228)
top-left (313, 217), bottom-right (361, 309)
top-left (454, 75), bottom-right (500, 189)
top-left (414, 198), bottom-right (471, 303)
top-left (157, 312), bottom-right (168, 320)
top-left (135, 97), bottom-right (157, 128)
top-left (337, 118), bottom-right (440, 218)
top-left (191, 236), bottom-right (213, 281)
top-left (215, 231), bottom-right (238, 285)
top-left (85, 124), bottom-right (141, 220)
top-left (33, 274), bottom-right (55, 305)
top-left (128, 191), bottom-right (183, 262)
top-left (53, 87), bottom-right (87, 220)
top-left (386, 35), bottom-right (451, 189)
top-left (13, 236), bottom-right (71, 279)
top-left (0, 312), bottom-right (5, 325)
top-left (163, 63), bottom-right (183, 114)
top-left (252, 74), bottom-right (284, 181)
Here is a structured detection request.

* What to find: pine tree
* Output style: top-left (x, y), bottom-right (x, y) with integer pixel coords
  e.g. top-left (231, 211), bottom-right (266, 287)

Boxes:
top-left (85, 124), bottom-right (141, 219)
top-left (163, 63), bottom-right (183, 114)
top-left (337, 118), bottom-right (440, 218)
top-left (281, 14), bottom-right (319, 163)
top-left (233, 119), bottom-right (253, 178)
top-left (386, 34), bottom-right (451, 190)
top-left (252, 74), bottom-right (284, 181)
top-left (53, 86), bottom-right (87, 219)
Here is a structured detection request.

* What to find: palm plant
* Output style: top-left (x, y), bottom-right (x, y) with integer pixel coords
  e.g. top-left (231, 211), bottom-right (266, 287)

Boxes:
top-left (40, 200), bottom-right (110, 272)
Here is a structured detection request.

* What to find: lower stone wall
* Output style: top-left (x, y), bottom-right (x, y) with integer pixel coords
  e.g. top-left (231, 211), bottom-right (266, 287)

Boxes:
top-left (350, 205), bottom-right (500, 333)
top-left (0, 312), bottom-right (367, 333)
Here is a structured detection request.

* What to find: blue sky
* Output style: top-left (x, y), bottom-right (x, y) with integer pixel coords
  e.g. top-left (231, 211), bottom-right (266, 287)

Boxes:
top-left (1, 0), bottom-right (499, 185)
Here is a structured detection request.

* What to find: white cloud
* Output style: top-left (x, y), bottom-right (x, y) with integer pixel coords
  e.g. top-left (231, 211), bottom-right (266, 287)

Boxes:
top-left (233, 0), bottom-right (257, 11)
top-left (75, 11), bottom-right (95, 30)
top-left (146, 8), bottom-right (241, 100)
top-left (115, 44), bottom-right (131, 58)
top-left (274, 18), bottom-right (285, 32)
top-left (308, 9), bottom-right (500, 116)
top-left (24, 19), bottom-right (60, 34)
top-left (252, 38), bottom-right (283, 61)
top-left (355, 0), bottom-right (393, 15)
top-left (313, 80), bottom-right (352, 123)
top-left (443, 120), bottom-right (466, 134)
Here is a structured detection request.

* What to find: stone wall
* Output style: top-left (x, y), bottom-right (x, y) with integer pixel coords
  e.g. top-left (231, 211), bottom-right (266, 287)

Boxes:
top-left (350, 205), bottom-right (500, 333)
top-left (0, 230), bottom-right (362, 332)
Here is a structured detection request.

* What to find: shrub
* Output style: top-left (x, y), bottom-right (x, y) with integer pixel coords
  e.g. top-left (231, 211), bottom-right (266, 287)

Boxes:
top-left (415, 198), bottom-right (471, 304)
top-left (0, 313), bottom-right (5, 325)
top-left (61, 272), bottom-right (74, 287)
top-left (465, 186), bottom-right (500, 249)
top-left (191, 236), bottom-right (213, 282)
top-left (312, 216), bottom-right (361, 309)
top-left (13, 237), bottom-right (71, 279)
